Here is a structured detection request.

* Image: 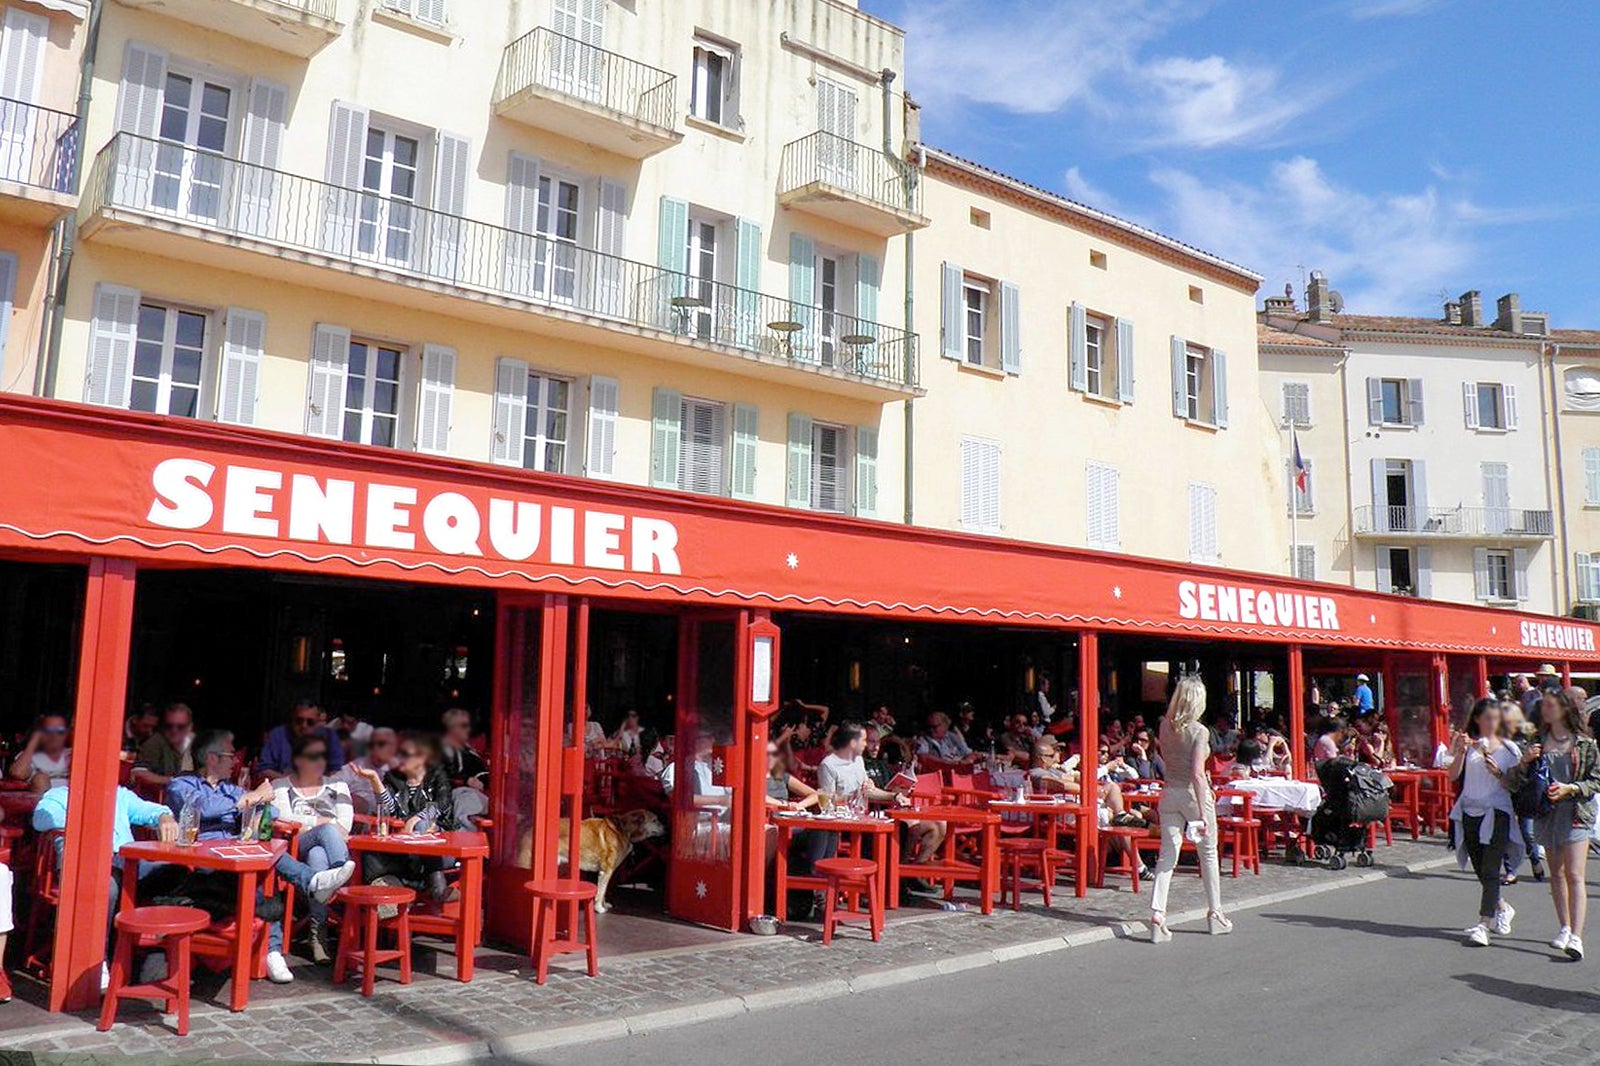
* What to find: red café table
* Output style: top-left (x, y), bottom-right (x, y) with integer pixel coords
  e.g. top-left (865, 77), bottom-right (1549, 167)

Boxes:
top-left (770, 810), bottom-right (897, 922)
top-left (886, 805), bottom-right (1001, 914)
top-left (118, 837), bottom-right (286, 1012)
top-left (988, 798), bottom-right (1095, 898)
top-left (347, 830), bottom-right (490, 981)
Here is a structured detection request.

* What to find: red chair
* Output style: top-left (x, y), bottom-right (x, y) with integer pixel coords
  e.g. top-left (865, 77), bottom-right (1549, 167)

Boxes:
top-left (997, 838), bottom-right (1054, 909)
top-left (98, 906), bottom-right (211, 1036)
top-left (332, 884), bottom-right (415, 997)
top-left (21, 828), bottom-right (62, 976)
top-left (1388, 777), bottom-right (1422, 841)
top-left (526, 879), bottom-right (599, 984)
top-left (1097, 825), bottom-right (1151, 892)
top-left (815, 858), bottom-right (882, 945)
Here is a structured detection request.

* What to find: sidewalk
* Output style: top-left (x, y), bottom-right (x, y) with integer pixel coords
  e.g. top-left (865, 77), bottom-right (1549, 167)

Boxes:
top-left (3, 837), bottom-right (1454, 1063)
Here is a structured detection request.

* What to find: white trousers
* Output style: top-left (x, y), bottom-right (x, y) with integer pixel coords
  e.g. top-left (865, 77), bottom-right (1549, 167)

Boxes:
top-left (0, 861), bottom-right (12, 935)
top-left (1149, 792), bottom-right (1223, 916)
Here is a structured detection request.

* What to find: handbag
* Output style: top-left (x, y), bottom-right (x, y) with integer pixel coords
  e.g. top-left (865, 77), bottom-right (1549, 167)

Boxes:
top-left (1512, 753), bottom-right (1553, 820)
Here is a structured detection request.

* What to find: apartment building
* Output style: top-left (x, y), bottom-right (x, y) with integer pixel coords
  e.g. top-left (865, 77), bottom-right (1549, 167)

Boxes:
top-left (0, 0), bottom-right (84, 395)
top-left (1546, 330), bottom-right (1600, 616)
top-left (1261, 279), bottom-right (1560, 613)
top-left (24, 0), bottom-right (925, 518)
top-left (885, 148), bottom-right (1289, 571)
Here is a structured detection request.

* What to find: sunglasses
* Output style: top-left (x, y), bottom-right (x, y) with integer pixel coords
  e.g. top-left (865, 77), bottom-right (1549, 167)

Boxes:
top-left (301, 750), bottom-right (329, 762)
top-left (41, 726), bottom-right (67, 735)
top-left (399, 748), bottom-right (420, 759)
top-left (293, 716), bottom-right (320, 726)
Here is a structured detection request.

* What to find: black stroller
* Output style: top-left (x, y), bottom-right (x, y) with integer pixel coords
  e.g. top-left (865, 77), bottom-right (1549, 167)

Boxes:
top-left (1309, 757), bottom-right (1391, 870)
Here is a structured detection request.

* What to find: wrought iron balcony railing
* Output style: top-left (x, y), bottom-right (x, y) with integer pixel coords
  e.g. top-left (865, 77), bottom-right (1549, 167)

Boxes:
top-left (83, 133), bottom-right (919, 389)
top-left (778, 130), bottom-right (921, 216)
top-left (1353, 505), bottom-right (1555, 537)
top-left (0, 96), bottom-right (79, 195)
top-left (494, 26), bottom-right (677, 131)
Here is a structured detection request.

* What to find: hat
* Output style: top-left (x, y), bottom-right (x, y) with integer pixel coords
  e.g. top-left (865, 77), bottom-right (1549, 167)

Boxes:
top-left (1356, 673), bottom-right (1370, 682)
top-left (1539, 664), bottom-right (1559, 676)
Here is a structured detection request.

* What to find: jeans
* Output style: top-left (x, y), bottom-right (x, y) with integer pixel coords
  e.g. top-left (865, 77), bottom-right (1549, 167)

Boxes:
top-left (1465, 811), bottom-right (1511, 919)
top-left (1150, 790), bottom-right (1223, 917)
top-left (1506, 815), bottom-right (1542, 875)
top-left (295, 823), bottom-right (350, 925)
top-left (268, 850), bottom-right (318, 953)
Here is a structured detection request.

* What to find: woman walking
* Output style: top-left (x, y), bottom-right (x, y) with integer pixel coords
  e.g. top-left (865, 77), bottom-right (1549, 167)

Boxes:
top-left (1149, 674), bottom-right (1229, 943)
top-left (1506, 687), bottom-right (1600, 960)
top-left (1448, 698), bottom-right (1522, 946)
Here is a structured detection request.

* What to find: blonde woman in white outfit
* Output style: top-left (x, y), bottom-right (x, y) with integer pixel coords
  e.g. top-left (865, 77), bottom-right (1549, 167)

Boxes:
top-left (1149, 675), bottom-right (1230, 942)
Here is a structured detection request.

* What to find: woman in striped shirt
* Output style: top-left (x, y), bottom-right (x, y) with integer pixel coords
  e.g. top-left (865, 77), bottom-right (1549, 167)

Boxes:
top-left (271, 732), bottom-right (362, 964)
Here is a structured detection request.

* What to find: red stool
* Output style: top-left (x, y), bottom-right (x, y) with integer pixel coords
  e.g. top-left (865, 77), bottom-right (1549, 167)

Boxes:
top-left (526, 879), bottom-right (599, 985)
top-left (332, 884), bottom-right (415, 997)
top-left (1096, 825), bottom-right (1151, 892)
top-left (998, 838), bottom-right (1055, 910)
top-left (97, 905), bottom-right (210, 1036)
top-left (815, 858), bottom-right (882, 945)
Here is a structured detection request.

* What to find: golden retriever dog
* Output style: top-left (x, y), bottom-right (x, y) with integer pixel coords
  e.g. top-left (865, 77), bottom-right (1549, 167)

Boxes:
top-left (514, 810), bottom-right (666, 912)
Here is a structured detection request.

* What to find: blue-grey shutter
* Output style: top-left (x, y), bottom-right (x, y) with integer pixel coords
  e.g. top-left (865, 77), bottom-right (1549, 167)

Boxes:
top-left (1369, 458), bottom-right (1389, 533)
top-left (1407, 378), bottom-right (1426, 425)
top-left (1367, 377), bottom-right (1383, 425)
top-left (856, 254), bottom-right (880, 325)
top-left (786, 412), bottom-right (813, 508)
top-left (734, 218), bottom-right (762, 350)
top-left (1415, 547), bottom-right (1433, 599)
top-left (1170, 335), bottom-right (1186, 418)
top-left (491, 356), bottom-right (529, 466)
top-left (999, 281), bottom-right (1020, 375)
top-left (1115, 317), bottom-right (1135, 403)
top-left (1212, 349), bottom-right (1229, 428)
top-left (656, 197), bottom-right (689, 323)
top-left (321, 101), bottom-right (368, 253)
top-left (649, 386), bottom-right (683, 489)
top-left (731, 403), bottom-right (759, 500)
top-left (788, 233), bottom-right (816, 361)
top-left (940, 262), bottom-right (962, 360)
top-left (1067, 300), bottom-right (1087, 392)
top-left (1473, 547), bottom-right (1491, 600)
top-left (854, 425), bottom-right (878, 518)
top-left (1513, 548), bottom-right (1530, 601)
top-left (1375, 546), bottom-right (1393, 593)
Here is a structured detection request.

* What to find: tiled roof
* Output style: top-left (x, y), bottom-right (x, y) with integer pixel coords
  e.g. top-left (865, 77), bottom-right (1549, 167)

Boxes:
top-left (1257, 322), bottom-right (1343, 351)
top-left (1551, 329), bottom-right (1600, 347)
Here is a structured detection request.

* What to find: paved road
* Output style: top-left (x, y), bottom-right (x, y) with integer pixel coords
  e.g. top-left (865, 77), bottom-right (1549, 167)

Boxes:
top-left (500, 865), bottom-right (1600, 1066)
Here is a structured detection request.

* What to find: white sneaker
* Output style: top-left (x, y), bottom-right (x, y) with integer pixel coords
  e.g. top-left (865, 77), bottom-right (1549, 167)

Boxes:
top-left (309, 860), bottom-right (356, 904)
top-left (1552, 926), bottom-right (1572, 952)
top-left (1465, 923), bottom-right (1490, 946)
top-left (265, 951), bottom-right (294, 984)
top-left (1567, 935), bottom-right (1585, 961)
top-left (139, 953), bottom-right (168, 984)
top-left (1492, 903), bottom-right (1515, 936)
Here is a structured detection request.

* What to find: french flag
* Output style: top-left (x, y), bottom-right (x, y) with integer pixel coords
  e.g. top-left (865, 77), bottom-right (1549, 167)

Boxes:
top-left (1292, 431), bottom-right (1309, 494)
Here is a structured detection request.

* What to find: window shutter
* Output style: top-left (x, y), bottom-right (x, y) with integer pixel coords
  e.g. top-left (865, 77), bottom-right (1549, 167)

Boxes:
top-left (234, 77), bottom-right (288, 238)
top-left (1462, 382), bottom-right (1479, 429)
top-left (648, 386), bottom-right (682, 489)
top-left (999, 281), bottom-right (1021, 375)
top-left (940, 262), bottom-right (962, 360)
top-left (1087, 465), bottom-right (1104, 547)
top-left (1513, 549), bottom-right (1530, 601)
top-left (1504, 383), bottom-right (1519, 430)
top-left (113, 42), bottom-right (166, 204)
top-left (786, 412), bottom-right (813, 508)
top-left (1407, 378), bottom-right (1425, 425)
top-left (854, 425), bottom-right (878, 518)
top-left (1411, 460), bottom-right (1428, 527)
top-left (305, 324), bottom-right (351, 439)
top-left (1283, 382), bottom-right (1310, 426)
top-left (982, 443), bottom-right (1000, 530)
top-left (414, 0), bottom-right (447, 25)
top-left (217, 308), bottom-right (266, 426)
top-left (1212, 349), bottom-right (1229, 428)
top-left (595, 179), bottom-right (628, 317)
top-left (1188, 484), bottom-right (1207, 562)
top-left (730, 402), bottom-right (759, 500)
top-left (320, 102), bottom-right (368, 253)
top-left (1585, 448), bottom-right (1600, 505)
top-left (856, 253), bottom-right (880, 326)
top-left (1578, 553), bottom-right (1597, 603)
top-left (1415, 547), bottom-right (1433, 599)
top-left (960, 441), bottom-right (980, 528)
top-left (1472, 547), bottom-right (1490, 600)
top-left (415, 344), bottom-right (456, 455)
top-left (733, 217), bottom-right (762, 350)
top-left (1, 8), bottom-right (47, 105)
top-left (961, 439), bottom-right (1000, 531)
top-left (1116, 318), bottom-right (1135, 404)
top-left (84, 283), bottom-right (140, 408)
top-left (1366, 377), bottom-right (1383, 425)
top-left (1067, 301), bottom-right (1087, 392)
top-left (585, 375), bottom-right (619, 478)
top-left (1368, 458), bottom-right (1388, 533)
top-left (490, 357), bottom-right (529, 466)
top-left (500, 152), bottom-right (541, 296)
top-left (657, 196), bottom-right (689, 273)
top-left (0, 253), bottom-right (15, 368)
top-left (679, 400), bottom-right (726, 495)
top-left (787, 233), bottom-right (816, 360)
top-left (1170, 335), bottom-right (1187, 418)
top-left (1375, 546), bottom-right (1393, 593)
top-left (427, 130), bottom-right (470, 279)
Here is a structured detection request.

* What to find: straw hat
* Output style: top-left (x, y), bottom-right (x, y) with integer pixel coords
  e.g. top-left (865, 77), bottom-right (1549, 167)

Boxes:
top-left (1538, 663), bottom-right (1559, 676)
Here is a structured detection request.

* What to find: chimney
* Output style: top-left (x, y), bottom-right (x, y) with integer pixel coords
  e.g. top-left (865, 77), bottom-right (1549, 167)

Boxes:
top-left (1443, 301), bottom-right (1462, 325)
top-left (1459, 290), bottom-right (1484, 328)
top-left (1262, 295), bottom-right (1296, 315)
top-left (1495, 292), bottom-right (1522, 334)
top-left (1307, 271), bottom-right (1334, 323)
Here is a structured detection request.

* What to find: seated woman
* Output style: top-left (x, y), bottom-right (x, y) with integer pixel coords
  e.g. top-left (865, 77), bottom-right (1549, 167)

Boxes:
top-left (1098, 741), bottom-right (1139, 782)
top-left (1251, 719), bottom-right (1293, 774)
top-left (366, 734), bottom-right (458, 908)
top-left (271, 733), bottom-right (361, 964)
top-left (1104, 720), bottom-right (1127, 758)
top-left (1227, 737), bottom-right (1268, 779)
top-left (1029, 738), bottom-right (1149, 878)
top-left (1311, 717), bottom-right (1346, 767)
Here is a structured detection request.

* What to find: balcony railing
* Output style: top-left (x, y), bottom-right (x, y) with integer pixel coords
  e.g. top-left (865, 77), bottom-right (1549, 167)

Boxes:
top-left (779, 130), bottom-right (921, 216)
top-left (1354, 505), bottom-right (1555, 537)
top-left (0, 96), bottom-right (78, 195)
top-left (494, 27), bottom-right (677, 131)
top-left (83, 133), bottom-right (919, 390)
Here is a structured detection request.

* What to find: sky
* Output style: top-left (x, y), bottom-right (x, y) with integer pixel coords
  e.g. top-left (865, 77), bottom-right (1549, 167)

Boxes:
top-left (858, 0), bottom-right (1600, 325)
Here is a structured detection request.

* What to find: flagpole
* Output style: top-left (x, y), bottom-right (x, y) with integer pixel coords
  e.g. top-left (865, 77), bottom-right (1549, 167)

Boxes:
top-left (1290, 427), bottom-right (1301, 578)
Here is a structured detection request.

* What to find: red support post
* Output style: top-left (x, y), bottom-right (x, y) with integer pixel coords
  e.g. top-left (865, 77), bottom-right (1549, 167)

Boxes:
top-left (1475, 656), bottom-right (1490, 700)
top-left (51, 557), bottom-right (138, 1013)
top-left (736, 610), bottom-right (779, 928)
top-left (1562, 661), bottom-right (1573, 688)
top-left (1287, 644), bottom-right (1307, 781)
top-left (1430, 653), bottom-right (1451, 749)
top-left (1077, 631), bottom-right (1100, 882)
top-left (531, 595), bottom-right (569, 882)
top-left (563, 599), bottom-right (589, 881)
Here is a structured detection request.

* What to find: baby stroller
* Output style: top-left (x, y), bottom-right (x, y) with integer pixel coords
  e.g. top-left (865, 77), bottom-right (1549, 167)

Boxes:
top-left (1309, 757), bottom-right (1391, 870)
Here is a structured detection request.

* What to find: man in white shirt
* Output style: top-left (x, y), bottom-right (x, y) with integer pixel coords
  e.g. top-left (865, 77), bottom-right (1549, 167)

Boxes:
top-left (8, 714), bottom-right (72, 793)
top-left (818, 724), bottom-right (907, 807)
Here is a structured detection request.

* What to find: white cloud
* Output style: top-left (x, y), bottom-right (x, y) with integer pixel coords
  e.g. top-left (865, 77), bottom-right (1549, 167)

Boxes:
top-left (1062, 166), bottom-right (1120, 212)
top-left (1346, 0), bottom-right (1441, 18)
top-left (1135, 55), bottom-right (1328, 149)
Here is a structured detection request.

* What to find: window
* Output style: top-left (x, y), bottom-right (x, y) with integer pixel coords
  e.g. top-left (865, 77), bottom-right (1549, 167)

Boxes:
top-left (963, 279), bottom-right (989, 367)
top-left (1565, 367), bottom-right (1600, 412)
top-left (1382, 547), bottom-right (1417, 596)
top-left (1369, 376), bottom-right (1424, 427)
top-left (690, 36), bottom-right (739, 128)
top-left (1188, 285), bottom-right (1204, 304)
top-left (1281, 382), bottom-right (1311, 427)
top-left (342, 340), bottom-right (403, 447)
top-left (1188, 482), bottom-right (1218, 564)
top-left (1464, 381), bottom-right (1517, 431)
top-left (522, 372), bottom-right (572, 473)
top-left (1585, 447), bottom-right (1600, 506)
top-left (1483, 549), bottom-right (1513, 601)
top-left (130, 302), bottom-right (208, 418)
top-left (1089, 249), bottom-right (1108, 270)
top-left (1086, 461), bottom-right (1119, 550)
top-left (960, 437), bottom-right (1000, 532)
top-left (1293, 545), bottom-right (1316, 581)
top-left (811, 422), bottom-right (849, 513)
top-left (381, 0), bottom-right (447, 27)
top-left (683, 213), bottom-right (722, 338)
top-left (1575, 551), bottom-right (1600, 603)
top-left (1380, 379), bottom-right (1404, 423)
top-left (970, 208), bottom-right (991, 229)
top-left (1474, 546), bottom-right (1526, 603)
top-left (815, 251), bottom-right (856, 367)
top-left (152, 70), bottom-right (234, 223)
top-left (358, 125), bottom-right (420, 266)
top-left (1184, 344), bottom-right (1207, 421)
top-left (534, 172), bottom-right (582, 301)
top-left (1083, 314), bottom-right (1108, 397)
top-left (678, 396), bottom-right (726, 495)
top-left (1477, 383), bottom-right (1504, 429)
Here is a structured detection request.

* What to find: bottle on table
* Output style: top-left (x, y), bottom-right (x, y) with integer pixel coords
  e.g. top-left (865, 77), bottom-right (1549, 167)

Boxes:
top-left (256, 804), bottom-right (274, 842)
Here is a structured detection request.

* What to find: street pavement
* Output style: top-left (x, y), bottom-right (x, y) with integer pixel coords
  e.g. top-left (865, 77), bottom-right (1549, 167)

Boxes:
top-left (497, 863), bottom-right (1600, 1066)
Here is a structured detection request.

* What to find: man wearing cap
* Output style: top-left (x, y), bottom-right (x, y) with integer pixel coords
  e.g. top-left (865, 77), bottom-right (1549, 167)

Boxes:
top-left (1353, 673), bottom-right (1375, 716)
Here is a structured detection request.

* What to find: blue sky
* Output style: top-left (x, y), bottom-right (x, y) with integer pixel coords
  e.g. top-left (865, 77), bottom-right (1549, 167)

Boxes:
top-left (860, 0), bottom-right (1599, 324)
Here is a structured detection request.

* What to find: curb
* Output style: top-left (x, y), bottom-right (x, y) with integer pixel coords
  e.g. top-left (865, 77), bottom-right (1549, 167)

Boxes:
top-left (385, 852), bottom-right (1455, 1063)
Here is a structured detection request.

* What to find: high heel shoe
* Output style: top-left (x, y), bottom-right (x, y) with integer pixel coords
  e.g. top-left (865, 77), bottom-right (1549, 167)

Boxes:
top-left (1149, 912), bottom-right (1172, 943)
top-left (1207, 910), bottom-right (1233, 936)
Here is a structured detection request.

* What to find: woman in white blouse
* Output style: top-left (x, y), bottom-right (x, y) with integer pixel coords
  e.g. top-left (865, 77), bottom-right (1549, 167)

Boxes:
top-left (1447, 698), bottom-right (1522, 947)
top-left (272, 732), bottom-right (366, 963)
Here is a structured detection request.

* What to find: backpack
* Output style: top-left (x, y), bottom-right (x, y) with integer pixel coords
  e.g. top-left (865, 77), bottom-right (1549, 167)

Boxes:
top-left (1512, 752), bottom-right (1554, 820)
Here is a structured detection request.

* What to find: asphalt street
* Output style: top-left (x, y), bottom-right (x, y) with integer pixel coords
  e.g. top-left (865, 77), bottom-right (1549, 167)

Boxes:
top-left (500, 861), bottom-right (1600, 1066)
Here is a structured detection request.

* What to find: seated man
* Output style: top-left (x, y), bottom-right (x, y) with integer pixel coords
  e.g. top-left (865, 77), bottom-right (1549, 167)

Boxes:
top-left (1029, 737), bottom-right (1148, 878)
top-left (168, 730), bottom-right (354, 984)
top-left (997, 713), bottom-right (1037, 769)
top-left (132, 702), bottom-right (196, 795)
top-left (123, 703), bottom-right (159, 755)
top-left (257, 700), bottom-right (346, 778)
top-left (7, 713), bottom-right (72, 794)
top-left (915, 712), bottom-right (976, 765)
top-left (440, 708), bottom-right (490, 825)
top-left (332, 726), bottom-right (398, 816)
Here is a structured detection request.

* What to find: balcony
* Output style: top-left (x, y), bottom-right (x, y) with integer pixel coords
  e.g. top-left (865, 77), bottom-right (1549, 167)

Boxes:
top-left (0, 97), bottom-right (79, 225)
top-left (1353, 505), bottom-right (1555, 539)
top-left (493, 28), bottom-right (681, 159)
top-left (80, 133), bottom-right (919, 399)
top-left (778, 131), bottom-right (928, 236)
top-left (113, 0), bottom-right (343, 57)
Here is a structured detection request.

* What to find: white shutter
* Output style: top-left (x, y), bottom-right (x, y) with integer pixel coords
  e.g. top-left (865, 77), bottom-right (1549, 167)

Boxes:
top-left (1170, 335), bottom-right (1187, 418)
top-left (1, 8), bottom-right (47, 104)
top-left (321, 102), bottom-right (368, 253)
top-left (1189, 483), bottom-right (1217, 564)
top-left (1504, 383), bottom-right (1519, 430)
top-left (730, 403), bottom-right (759, 501)
top-left (428, 130), bottom-right (470, 279)
top-left (1375, 546), bottom-right (1393, 593)
top-left (491, 356), bottom-right (529, 466)
top-left (1513, 548), bottom-right (1530, 601)
top-left (595, 179), bottom-right (628, 317)
top-left (113, 42), bottom-right (166, 205)
top-left (1415, 547), bottom-right (1433, 599)
top-left (1115, 318), bottom-right (1135, 404)
top-left (235, 77), bottom-right (288, 237)
top-left (1473, 547), bottom-right (1491, 601)
top-left (1366, 377), bottom-right (1383, 425)
top-left (416, 344), bottom-right (456, 455)
top-left (1407, 378), bottom-right (1425, 425)
top-left (999, 281), bottom-right (1021, 375)
top-left (960, 439), bottom-right (1000, 532)
top-left (585, 375), bottom-right (619, 478)
top-left (854, 425), bottom-right (878, 518)
top-left (940, 262), bottom-right (963, 359)
top-left (648, 387), bottom-right (683, 489)
top-left (0, 253), bottom-right (16, 369)
top-left (1283, 382), bottom-right (1310, 426)
top-left (1585, 448), bottom-right (1600, 505)
top-left (1410, 460), bottom-right (1428, 531)
top-left (1212, 349), bottom-right (1229, 428)
top-left (305, 324), bottom-right (351, 439)
top-left (1086, 462), bottom-right (1118, 550)
top-left (1462, 381), bottom-right (1480, 429)
top-left (1577, 553), bottom-right (1597, 603)
top-left (217, 308), bottom-right (266, 425)
top-left (414, 0), bottom-right (447, 25)
top-left (501, 152), bottom-right (541, 296)
top-left (1068, 301), bottom-right (1087, 392)
top-left (786, 412), bottom-right (813, 509)
top-left (84, 284), bottom-right (140, 408)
